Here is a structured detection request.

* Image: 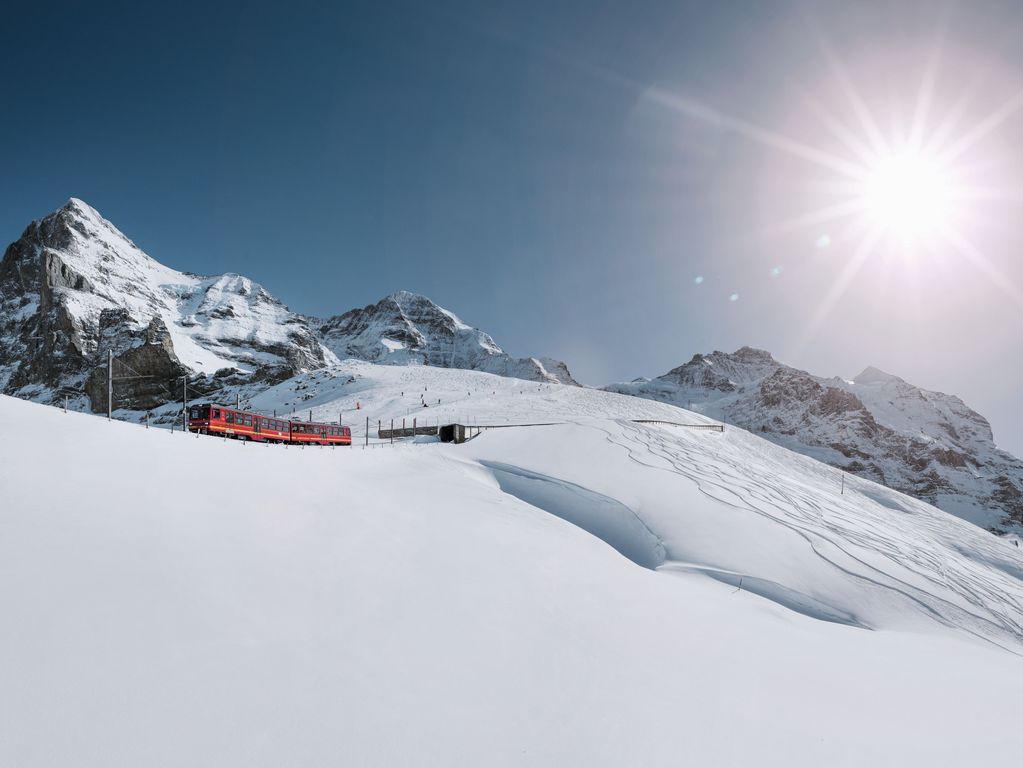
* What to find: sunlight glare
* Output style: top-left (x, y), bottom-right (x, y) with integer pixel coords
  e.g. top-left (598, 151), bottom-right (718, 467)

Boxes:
top-left (863, 150), bottom-right (953, 239)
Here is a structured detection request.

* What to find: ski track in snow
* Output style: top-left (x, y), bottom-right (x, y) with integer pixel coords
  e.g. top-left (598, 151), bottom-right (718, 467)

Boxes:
top-left (597, 420), bottom-right (1023, 650)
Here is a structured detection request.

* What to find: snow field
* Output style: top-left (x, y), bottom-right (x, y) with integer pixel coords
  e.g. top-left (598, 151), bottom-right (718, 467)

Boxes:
top-left (2, 392), bottom-right (1023, 766)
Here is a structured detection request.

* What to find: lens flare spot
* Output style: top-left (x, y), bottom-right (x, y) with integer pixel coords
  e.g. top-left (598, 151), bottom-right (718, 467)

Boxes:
top-left (815, 234), bottom-right (831, 249)
top-left (694, 275), bottom-right (704, 285)
top-left (771, 266), bottom-right (783, 277)
top-left (729, 293), bottom-right (739, 302)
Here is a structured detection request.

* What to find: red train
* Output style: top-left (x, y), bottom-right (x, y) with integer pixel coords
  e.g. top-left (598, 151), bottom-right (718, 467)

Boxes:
top-left (187, 404), bottom-right (352, 446)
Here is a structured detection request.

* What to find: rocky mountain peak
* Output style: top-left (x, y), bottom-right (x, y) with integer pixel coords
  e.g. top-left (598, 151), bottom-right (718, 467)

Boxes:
top-left (318, 291), bottom-right (575, 384)
top-left (0, 199), bottom-right (330, 411)
top-left (732, 346), bottom-right (776, 363)
top-left (853, 365), bottom-right (904, 385)
top-left (606, 347), bottom-right (1023, 533)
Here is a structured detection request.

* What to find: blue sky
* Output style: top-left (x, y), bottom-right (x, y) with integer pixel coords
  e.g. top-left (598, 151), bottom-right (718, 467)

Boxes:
top-left (3, 1), bottom-right (1023, 453)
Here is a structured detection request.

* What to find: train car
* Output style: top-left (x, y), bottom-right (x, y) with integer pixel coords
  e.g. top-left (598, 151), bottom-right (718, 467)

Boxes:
top-left (187, 404), bottom-right (292, 443)
top-left (289, 420), bottom-right (352, 447)
top-left (188, 404), bottom-right (352, 446)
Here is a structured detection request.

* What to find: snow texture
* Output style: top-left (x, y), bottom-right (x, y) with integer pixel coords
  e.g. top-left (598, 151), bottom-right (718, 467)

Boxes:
top-left (3, 368), bottom-right (1023, 766)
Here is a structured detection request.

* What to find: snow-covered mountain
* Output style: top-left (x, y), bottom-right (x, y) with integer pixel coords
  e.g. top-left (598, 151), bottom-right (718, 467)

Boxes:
top-left (319, 290), bottom-right (577, 385)
top-left (0, 198), bottom-right (330, 410)
top-left (606, 347), bottom-right (1023, 533)
top-left (0, 200), bottom-right (574, 413)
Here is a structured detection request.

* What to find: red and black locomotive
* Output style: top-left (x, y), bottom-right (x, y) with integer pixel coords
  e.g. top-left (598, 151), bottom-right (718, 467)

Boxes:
top-left (187, 404), bottom-right (352, 446)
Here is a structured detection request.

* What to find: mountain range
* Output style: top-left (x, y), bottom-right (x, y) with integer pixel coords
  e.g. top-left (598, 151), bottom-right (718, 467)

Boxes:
top-left (0, 199), bottom-right (575, 414)
top-left (1, 199), bottom-right (1021, 534)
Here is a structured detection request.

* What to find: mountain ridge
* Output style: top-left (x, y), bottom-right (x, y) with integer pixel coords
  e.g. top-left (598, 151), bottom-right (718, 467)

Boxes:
top-left (605, 347), bottom-right (1023, 532)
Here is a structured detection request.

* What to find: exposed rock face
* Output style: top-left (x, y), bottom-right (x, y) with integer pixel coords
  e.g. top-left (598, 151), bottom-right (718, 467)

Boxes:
top-left (0, 198), bottom-right (330, 412)
top-left (606, 347), bottom-right (1023, 533)
top-left (83, 317), bottom-right (190, 411)
top-left (318, 290), bottom-right (577, 385)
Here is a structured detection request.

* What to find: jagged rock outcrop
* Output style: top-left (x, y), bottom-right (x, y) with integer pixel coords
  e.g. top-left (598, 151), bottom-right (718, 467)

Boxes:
top-left (318, 290), bottom-right (577, 385)
top-left (606, 347), bottom-right (1023, 533)
top-left (0, 198), bottom-right (329, 412)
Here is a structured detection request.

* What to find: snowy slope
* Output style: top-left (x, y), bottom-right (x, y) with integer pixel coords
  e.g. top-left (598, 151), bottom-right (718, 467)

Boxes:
top-left (607, 347), bottom-right (1023, 533)
top-left (2, 390), bottom-right (1023, 766)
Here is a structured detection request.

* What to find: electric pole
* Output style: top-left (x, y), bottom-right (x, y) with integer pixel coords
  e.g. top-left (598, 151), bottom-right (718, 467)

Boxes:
top-left (107, 349), bottom-right (113, 421)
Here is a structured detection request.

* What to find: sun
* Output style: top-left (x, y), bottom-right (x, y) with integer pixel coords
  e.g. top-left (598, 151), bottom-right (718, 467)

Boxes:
top-left (645, 29), bottom-right (1023, 332)
top-left (862, 150), bottom-right (953, 240)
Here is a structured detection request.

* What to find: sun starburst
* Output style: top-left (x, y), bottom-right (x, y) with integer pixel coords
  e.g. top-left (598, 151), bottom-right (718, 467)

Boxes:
top-left (646, 21), bottom-right (1023, 348)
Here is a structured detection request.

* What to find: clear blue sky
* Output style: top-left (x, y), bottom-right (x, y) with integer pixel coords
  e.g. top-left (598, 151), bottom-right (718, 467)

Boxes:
top-left (3, 1), bottom-right (1023, 453)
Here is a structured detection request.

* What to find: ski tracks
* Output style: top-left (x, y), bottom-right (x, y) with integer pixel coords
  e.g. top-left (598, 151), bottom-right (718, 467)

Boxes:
top-left (595, 420), bottom-right (1023, 651)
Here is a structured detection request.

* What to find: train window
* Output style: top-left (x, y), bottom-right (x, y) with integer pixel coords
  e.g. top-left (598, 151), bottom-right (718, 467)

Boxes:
top-left (262, 419), bottom-right (269, 429)
top-left (244, 415), bottom-right (252, 426)
top-left (212, 409), bottom-right (220, 419)
top-left (225, 411), bottom-right (234, 423)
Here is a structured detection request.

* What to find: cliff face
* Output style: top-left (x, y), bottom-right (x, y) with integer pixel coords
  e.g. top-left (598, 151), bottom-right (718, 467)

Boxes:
top-left (606, 347), bottom-right (1023, 533)
top-left (0, 199), bottom-right (329, 413)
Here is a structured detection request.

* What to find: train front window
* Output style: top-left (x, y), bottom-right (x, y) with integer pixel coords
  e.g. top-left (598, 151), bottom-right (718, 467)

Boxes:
top-left (189, 405), bottom-right (208, 420)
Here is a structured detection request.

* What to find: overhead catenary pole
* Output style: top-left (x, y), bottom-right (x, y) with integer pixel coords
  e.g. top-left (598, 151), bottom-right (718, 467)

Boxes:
top-left (107, 349), bottom-right (113, 421)
top-left (182, 376), bottom-right (187, 433)
top-left (365, 416), bottom-right (369, 448)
